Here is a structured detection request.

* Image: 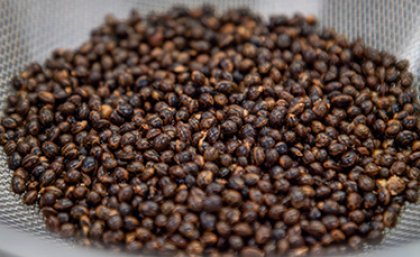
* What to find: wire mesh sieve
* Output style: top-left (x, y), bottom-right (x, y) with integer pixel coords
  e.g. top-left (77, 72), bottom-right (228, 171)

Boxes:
top-left (0, 0), bottom-right (419, 256)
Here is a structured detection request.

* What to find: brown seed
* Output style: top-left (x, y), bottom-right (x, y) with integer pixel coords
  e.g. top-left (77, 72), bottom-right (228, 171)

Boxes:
top-left (204, 147), bottom-right (219, 161)
top-left (42, 142), bottom-right (59, 158)
top-left (38, 91), bottom-right (55, 103)
top-left (229, 235), bottom-right (244, 250)
top-left (279, 155), bottom-right (293, 169)
top-left (328, 143), bottom-right (347, 156)
top-left (108, 215), bottom-right (123, 230)
top-left (277, 239), bottom-right (290, 254)
top-left (305, 221), bottom-right (327, 238)
top-left (252, 146), bottom-right (265, 165)
top-left (60, 223), bottom-right (75, 238)
top-left (11, 175), bottom-right (26, 194)
top-left (386, 175), bottom-right (406, 195)
top-left (233, 222), bottom-right (253, 237)
top-left (354, 124), bottom-right (370, 139)
top-left (23, 190), bottom-right (38, 205)
top-left (223, 190), bottom-right (242, 206)
top-left (322, 215), bottom-right (339, 230)
top-left (221, 120), bottom-right (238, 135)
top-left (331, 94), bottom-right (353, 108)
top-left (21, 154), bottom-right (39, 169)
top-left (364, 163), bottom-right (380, 176)
top-left (100, 104), bottom-right (113, 119)
top-left (358, 175), bottom-right (375, 191)
top-left (348, 235), bottom-right (363, 250)
top-left (383, 210), bottom-right (397, 228)
top-left (283, 209), bottom-right (300, 225)
top-left (331, 229), bottom-right (346, 242)
top-left (241, 247), bottom-right (264, 257)
top-left (2, 117), bottom-right (17, 129)
top-left (341, 151), bottom-right (358, 167)
top-left (197, 171), bottom-right (213, 187)
top-left (347, 192), bottom-right (362, 210)
top-left (255, 225), bottom-right (271, 244)
top-left (139, 201), bottom-right (159, 217)
top-left (203, 195), bottom-right (222, 213)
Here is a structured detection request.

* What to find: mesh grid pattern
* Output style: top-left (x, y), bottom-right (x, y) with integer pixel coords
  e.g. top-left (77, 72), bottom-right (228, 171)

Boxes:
top-left (0, 0), bottom-right (419, 256)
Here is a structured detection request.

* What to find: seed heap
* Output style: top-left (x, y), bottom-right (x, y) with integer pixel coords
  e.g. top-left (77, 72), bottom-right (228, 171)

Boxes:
top-left (1, 6), bottom-right (419, 257)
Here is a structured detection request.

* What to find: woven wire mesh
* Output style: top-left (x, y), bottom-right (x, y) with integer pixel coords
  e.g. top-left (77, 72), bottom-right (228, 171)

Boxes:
top-left (0, 0), bottom-right (419, 256)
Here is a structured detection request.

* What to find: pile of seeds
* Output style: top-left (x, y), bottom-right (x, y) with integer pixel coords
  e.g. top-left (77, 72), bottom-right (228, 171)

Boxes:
top-left (1, 6), bottom-right (419, 257)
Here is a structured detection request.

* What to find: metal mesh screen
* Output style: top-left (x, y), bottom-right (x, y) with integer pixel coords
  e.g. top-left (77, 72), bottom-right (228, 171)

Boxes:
top-left (0, 0), bottom-right (419, 256)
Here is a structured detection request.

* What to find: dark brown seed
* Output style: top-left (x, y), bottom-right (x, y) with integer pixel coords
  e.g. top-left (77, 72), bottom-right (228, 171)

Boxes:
top-left (358, 175), bottom-right (375, 191)
top-left (197, 171), bottom-right (213, 187)
top-left (11, 176), bottom-right (26, 194)
top-left (277, 34), bottom-right (291, 49)
top-left (251, 147), bottom-right (265, 165)
top-left (60, 223), bottom-right (75, 238)
top-left (305, 221), bottom-right (327, 238)
top-left (233, 223), bottom-right (253, 237)
top-left (42, 142), bottom-right (59, 158)
top-left (283, 209), bottom-right (300, 225)
top-left (21, 154), bottom-right (39, 169)
top-left (322, 215), bottom-right (339, 230)
top-left (347, 193), bottom-right (362, 210)
top-left (396, 130), bottom-right (416, 146)
top-left (331, 94), bottom-right (353, 107)
top-left (364, 163), bottom-right (380, 176)
top-left (204, 147), bottom-right (219, 161)
top-left (255, 225), bottom-right (271, 244)
top-left (328, 142), bottom-right (346, 157)
top-left (348, 236), bottom-right (362, 250)
top-left (354, 124), bottom-right (370, 139)
top-left (279, 155), bottom-right (293, 169)
top-left (23, 190), bottom-right (38, 205)
top-left (82, 156), bottom-right (96, 173)
top-left (223, 190), bottom-right (242, 206)
top-left (203, 195), bottom-right (222, 212)
top-left (108, 215), bottom-right (123, 230)
top-left (38, 91), bottom-right (55, 103)
top-left (2, 117), bottom-right (17, 129)
top-left (221, 120), bottom-right (238, 135)
top-left (341, 151), bottom-right (358, 167)
top-left (241, 247), bottom-right (264, 257)
top-left (154, 134), bottom-right (171, 151)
